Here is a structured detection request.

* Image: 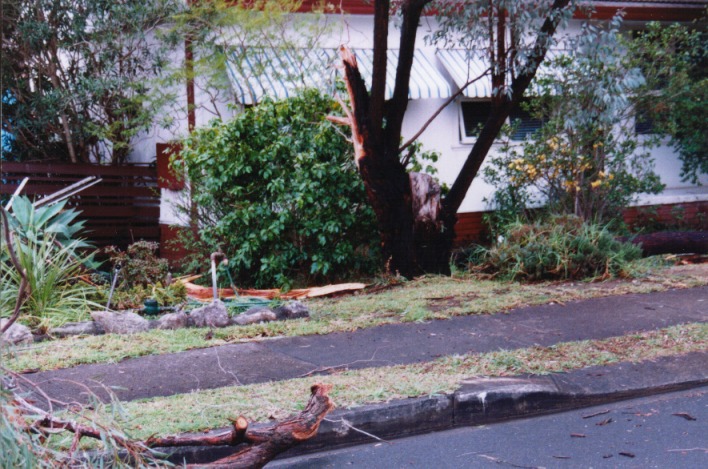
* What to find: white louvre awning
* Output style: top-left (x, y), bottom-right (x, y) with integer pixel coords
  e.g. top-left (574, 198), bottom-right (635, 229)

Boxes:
top-left (435, 49), bottom-right (567, 98)
top-left (225, 48), bottom-right (453, 105)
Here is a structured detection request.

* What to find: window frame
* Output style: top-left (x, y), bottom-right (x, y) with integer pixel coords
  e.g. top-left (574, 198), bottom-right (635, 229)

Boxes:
top-left (458, 98), bottom-right (546, 144)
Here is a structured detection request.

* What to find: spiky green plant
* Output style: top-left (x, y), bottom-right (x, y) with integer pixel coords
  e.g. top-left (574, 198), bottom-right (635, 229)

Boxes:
top-left (1, 196), bottom-right (100, 331)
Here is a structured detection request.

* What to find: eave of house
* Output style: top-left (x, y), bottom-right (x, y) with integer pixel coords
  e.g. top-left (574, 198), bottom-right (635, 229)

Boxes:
top-left (297, 1), bottom-right (707, 22)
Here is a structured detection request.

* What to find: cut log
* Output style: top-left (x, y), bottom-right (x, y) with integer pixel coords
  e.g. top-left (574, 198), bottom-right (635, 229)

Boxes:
top-left (147, 384), bottom-right (334, 469)
top-left (623, 231), bottom-right (708, 256)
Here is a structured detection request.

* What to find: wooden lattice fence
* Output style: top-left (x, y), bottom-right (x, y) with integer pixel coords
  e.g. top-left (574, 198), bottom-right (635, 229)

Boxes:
top-left (1, 162), bottom-right (160, 249)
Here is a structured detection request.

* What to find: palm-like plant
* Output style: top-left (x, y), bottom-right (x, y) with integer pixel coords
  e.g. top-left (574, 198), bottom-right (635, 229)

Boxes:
top-left (1, 196), bottom-right (100, 332)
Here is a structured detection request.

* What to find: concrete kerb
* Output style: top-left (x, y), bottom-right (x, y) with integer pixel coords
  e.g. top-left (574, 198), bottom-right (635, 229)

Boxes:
top-left (157, 351), bottom-right (708, 465)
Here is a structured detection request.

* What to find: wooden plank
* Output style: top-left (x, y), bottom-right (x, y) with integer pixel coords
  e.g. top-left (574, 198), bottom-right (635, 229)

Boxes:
top-left (76, 206), bottom-right (160, 218)
top-left (1, 162), bottom-right (156, 177)
top-left (4, 184), bottom-right (158, 198)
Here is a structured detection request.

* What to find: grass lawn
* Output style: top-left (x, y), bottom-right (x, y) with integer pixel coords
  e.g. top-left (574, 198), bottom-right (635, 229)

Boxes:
top-left (110, 322), bottom-right (706, 439)
top-left (3, 261), bottom-right (706, 373)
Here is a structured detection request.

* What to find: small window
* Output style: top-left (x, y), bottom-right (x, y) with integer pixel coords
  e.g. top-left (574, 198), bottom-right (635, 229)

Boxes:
top-left (509, 104), bottom-right (545, 141)
top-left (460, 99), bottom-right (545, 143)
top-left (460, 101), bottom-right (491, 139)
top-left (634, 110), bottom-right (655, 135)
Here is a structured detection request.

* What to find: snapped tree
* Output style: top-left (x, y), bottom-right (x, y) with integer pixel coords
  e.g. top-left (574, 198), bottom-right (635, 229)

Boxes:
top-left (329, 0), bottom-right (576, 278)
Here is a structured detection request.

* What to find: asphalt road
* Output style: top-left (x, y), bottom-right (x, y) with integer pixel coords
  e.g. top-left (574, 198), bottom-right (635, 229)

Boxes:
top-left (269, 387), bottom-right (708, 468)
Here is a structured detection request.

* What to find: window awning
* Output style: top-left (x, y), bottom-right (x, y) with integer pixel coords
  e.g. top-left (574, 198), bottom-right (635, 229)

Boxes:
top-left (225, 48), bottom-right (453, 105)
top-left (435, 49), bottom-right (567, 98)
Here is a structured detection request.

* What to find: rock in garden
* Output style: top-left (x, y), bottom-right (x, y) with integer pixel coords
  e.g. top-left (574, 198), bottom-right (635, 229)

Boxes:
top-left (189, 300), bottom-right (230, 328)
top-left (91, 310), bottom-right (150, 334)
top-left (274, 301), bottom-right (310, 320)
top-left (49, 321), bottom-right (104, 338)
top-left (232, 307), bottom-right (277, 326)
top-left (156, 311), bottom-right (190, 330)
top-left (0, 319), bottom-right (33, 345)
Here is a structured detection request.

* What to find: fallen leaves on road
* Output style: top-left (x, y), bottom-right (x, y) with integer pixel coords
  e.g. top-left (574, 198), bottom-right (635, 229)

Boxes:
top-left (672, 412), bottom-right (697, 421)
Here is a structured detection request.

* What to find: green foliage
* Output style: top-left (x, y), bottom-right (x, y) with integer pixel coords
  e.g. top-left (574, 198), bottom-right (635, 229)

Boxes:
top-left (92, 282), bottom-right (187, 311)
top-left (2, 0), bottom-right (180, 163)
top-left (104, 241), bottom-right (169, 288)
top-left (1, 384), bottom-right (45, 468)
top-left (430, 0), bottom-right (577, 94)
top-left (0, 197), bottom-right (99, 331)
top-left (98, 241), bottom-right (185, 310)
top-left (627, 21), bottom-right (708, 184)
top-left (176, 89), bottom-right (381, 289)
top-left (159, 0), bottom-right (332, 121)
top-left (473, 215), bottom-right (642, 281)
top-left (484, 17), bottom-right (664, 227)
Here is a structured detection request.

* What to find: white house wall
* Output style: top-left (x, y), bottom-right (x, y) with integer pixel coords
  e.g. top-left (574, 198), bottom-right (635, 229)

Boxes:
top-left (132, 12), bottom-right (707, 226)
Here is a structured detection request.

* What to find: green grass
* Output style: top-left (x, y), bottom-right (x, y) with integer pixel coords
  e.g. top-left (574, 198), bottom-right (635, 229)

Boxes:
top-left (118, 322), bottom-right (707, 439)
top-left (3, 262), bottom-right (706, 372)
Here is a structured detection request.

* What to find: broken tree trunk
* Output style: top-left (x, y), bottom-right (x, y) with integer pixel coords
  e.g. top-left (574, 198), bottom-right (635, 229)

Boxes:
top-left (623, 231), bottom-right (708, 256)
top-left (146, 384), bottom-right (335, 469)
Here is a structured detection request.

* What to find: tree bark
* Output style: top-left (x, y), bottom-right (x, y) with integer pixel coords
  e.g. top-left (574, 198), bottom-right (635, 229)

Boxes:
top-left (146, 383), bottom-right (334, 469)
top-left (337, 45), bottom-right (422, 278)
top-left (335, 1), bottom-right (570, 277)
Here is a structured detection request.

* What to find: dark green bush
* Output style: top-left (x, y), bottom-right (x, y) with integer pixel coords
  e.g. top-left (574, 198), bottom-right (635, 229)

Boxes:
top-left (473, 215), bottom-right (642, 281)
top-left (176, 89), bottom-right (380, 289)
top-left (104, 241), bottom-right (169, 288)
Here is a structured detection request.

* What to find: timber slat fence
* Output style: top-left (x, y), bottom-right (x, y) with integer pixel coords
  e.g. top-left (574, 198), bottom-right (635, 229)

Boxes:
top-left (1, 162), bottom-right (160, 249)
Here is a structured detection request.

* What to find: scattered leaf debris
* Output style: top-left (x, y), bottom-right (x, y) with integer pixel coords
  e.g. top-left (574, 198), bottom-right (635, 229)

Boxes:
top-left (570, 433), bottom-right (586, 438)
top-left (619, 452), bottom-right (636, 458)
top-left (582, 409), bottom-right (610, 419)
top-left (596, 418), bottom-right (614, 426)
top-left (672, 412), bottom-right (697, 421)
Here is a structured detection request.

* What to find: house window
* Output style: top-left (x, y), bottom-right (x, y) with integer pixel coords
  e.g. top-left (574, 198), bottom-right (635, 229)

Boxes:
top-left (634, 109), bottom-right (655, 135)
top-left (460, 99), bottom-right (545, 143)
top-left (460, 100), bottom-right (491, 139)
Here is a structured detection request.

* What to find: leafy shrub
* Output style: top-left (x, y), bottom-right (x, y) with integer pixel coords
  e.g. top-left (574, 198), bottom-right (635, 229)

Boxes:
top-left (92, 282), bottom-right (187, 311)
top-left (0, 197), bottom-right (99, 331)
top-left (104, 241), bottom-right (169, 288)
top-left (473, 215), bottom-right (642, 281)
top-left (483, 17), bottom-right (663, 229)
top-left (176, 89), bottom-right (381, 289)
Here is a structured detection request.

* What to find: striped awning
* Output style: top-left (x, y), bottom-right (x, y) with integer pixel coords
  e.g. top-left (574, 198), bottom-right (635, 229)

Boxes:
top-left (225, 48), bottom-right (453, 105)
top-left (435, 49), bottom-right (567, 98)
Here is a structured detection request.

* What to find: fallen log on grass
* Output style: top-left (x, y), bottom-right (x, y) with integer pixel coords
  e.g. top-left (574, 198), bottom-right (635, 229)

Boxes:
top-left (146, 383), bottom-right (335, 469)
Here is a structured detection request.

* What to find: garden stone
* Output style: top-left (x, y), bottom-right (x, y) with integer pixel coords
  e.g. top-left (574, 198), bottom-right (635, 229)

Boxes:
top-left (0, 319), bottom-right (33, 345)
top-left (189, 301), bottom-right (230, 328)
top-left (91, 310), bottom-right (150, 335)
top-left (156, 311), bottom-right (190, 330)
top-left (232, 307), bottom-right (277, 326)
top-left (274, 301), bottom-right (310, 320)
top-left (49, 321), bottom-right (104, 338)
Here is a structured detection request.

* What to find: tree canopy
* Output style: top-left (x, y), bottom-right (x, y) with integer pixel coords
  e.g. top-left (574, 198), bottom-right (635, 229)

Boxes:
top-left (1, 0), bottom-right (181, 163)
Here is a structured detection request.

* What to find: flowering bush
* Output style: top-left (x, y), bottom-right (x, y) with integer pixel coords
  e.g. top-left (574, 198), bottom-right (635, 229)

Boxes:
top-left (484, 18), bottom-right (664, 229)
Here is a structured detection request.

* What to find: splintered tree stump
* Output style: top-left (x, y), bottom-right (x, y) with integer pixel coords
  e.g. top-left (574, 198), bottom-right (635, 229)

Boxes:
top-left (146, 384), bottom-right (334, 469)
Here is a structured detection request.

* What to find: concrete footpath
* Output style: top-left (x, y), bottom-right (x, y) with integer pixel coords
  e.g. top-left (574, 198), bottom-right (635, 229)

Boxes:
top-left (18, 285), bottom-right (708, 463)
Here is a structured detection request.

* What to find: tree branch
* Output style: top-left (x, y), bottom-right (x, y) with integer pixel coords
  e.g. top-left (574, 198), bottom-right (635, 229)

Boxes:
top-left (443, 0), bottom-right (572, 215)
top-left (0, 209), bottom-right (29, 334)
top-left (399, 68), bottom-right (491, 158)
